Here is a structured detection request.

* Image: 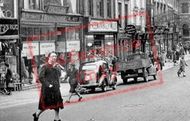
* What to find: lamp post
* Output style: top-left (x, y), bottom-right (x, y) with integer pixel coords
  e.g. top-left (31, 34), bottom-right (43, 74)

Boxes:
top-left (17, 0), bottom-right (22, 83)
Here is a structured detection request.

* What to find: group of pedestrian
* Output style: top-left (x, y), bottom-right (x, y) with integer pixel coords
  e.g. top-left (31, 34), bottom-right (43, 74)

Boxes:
top-left (33, 52), bottom-right (83, 121)
top-left (173, 42), bottom-right (186, 65)
top-left (173, 43), bottom-right (189, 77)
top-left (177, 55), bottom-right (188, 77)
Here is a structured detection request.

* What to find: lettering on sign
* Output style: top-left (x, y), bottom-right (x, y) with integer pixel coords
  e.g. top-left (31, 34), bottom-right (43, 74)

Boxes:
top-left (0, 24), bottom-right (18, 34)
top-left (88, 20), bottom-right (118, 32)
top-left (21, 42), bottom-right (39, 57)
top-left (40, 42), bottom-right (55, 55)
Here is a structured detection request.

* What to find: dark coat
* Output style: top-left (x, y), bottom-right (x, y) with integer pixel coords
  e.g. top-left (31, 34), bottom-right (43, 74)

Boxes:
top-left (38, 63), bottom-right (63, 110)
top-left (5, 69), bottom-right (12, 81)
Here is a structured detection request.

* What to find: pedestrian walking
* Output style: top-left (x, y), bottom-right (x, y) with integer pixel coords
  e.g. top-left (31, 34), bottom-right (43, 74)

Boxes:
top-left (177, 55), bottom-right (188, 77)
top-left (173, 50), bottom-right (177, 66)
top-left (33, 52), bottom-right (64, 121)
top-left (65, 63), bottom-right (82, 103)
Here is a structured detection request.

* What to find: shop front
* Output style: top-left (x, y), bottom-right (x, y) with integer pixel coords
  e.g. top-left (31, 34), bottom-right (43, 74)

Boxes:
top-left (20, 10), bottom-right (83, 79)
top-left (84, 19), bottom-right (118, 62)
top-left (0, 18), bottom-right (19, 75)
top-left (56, 26), bottom-right (82, 69)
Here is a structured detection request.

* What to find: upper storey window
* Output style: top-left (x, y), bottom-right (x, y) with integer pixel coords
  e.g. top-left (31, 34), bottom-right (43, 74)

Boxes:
top-left (181, 3), bottom-right (189, 13)
top-left (23, 0), bottom-right (42, 10)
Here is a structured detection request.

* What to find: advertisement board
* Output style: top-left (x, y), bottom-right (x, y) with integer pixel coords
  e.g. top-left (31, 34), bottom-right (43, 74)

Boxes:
top-left (0, 18), bottom-right (18, 39)
top-left (40, 41), bottom-right (55, 55)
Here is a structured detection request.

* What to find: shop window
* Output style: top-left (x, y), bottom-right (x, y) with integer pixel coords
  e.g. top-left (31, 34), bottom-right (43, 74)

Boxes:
top-left (181, 3), bottom-right (189, 13)
top-left (57, 28), bottom-right (66, 41)
top-left (183, 24), bottom-right (189, 36)
top-left (65, 27), bottom-right (80, 41)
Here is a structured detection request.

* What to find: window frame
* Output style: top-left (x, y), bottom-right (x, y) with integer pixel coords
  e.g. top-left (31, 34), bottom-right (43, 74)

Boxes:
top-left (181, 3), bottom-right (189, 13)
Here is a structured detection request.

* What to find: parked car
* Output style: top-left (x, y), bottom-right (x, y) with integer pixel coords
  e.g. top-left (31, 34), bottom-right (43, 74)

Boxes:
top-left (79, 60), bottom-right (117, 92)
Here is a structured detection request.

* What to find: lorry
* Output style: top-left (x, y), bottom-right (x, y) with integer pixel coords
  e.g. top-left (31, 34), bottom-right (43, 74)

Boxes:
top-left (116, 53), bottom-right (157, 84)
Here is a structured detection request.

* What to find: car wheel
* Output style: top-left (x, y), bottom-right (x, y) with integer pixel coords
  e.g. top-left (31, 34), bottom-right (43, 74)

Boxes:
top-left (153, 75), bottom-right (157, 80)
top-left (123, 78), bottom-right (128, 84)
top-left (90, 88), bottom-right (96, 93)
top-left (102, 85), bottom-right (107, 92)
top-left (112, 84), bottom-right (117, 90)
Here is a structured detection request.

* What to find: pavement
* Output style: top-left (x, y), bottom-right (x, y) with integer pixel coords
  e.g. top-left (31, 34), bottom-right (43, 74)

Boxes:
top-left (0, 53), bottom-right (190, 109)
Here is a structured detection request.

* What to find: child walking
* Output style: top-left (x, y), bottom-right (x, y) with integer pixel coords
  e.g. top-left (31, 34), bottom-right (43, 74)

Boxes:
top-left (177, 55), bottom-right (188, 77)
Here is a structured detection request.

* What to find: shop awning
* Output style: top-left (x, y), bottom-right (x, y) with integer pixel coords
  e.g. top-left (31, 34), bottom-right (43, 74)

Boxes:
top-left (0, 35), bottom-right (19, 40)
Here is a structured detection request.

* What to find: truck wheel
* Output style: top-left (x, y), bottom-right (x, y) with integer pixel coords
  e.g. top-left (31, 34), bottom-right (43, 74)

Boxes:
top-left (144, 76), bottom-right (148, 82)
top-left (134, 77), bottom-right (138, 82)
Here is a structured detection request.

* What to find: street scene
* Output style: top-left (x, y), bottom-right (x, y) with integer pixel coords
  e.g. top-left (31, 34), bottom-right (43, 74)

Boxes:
top-left (1, 0), bottom-right (190, 121)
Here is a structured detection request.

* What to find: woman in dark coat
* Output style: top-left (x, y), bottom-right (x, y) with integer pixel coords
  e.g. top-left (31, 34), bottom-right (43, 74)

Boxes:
top-left (33, 52), bottom-right (63, 121)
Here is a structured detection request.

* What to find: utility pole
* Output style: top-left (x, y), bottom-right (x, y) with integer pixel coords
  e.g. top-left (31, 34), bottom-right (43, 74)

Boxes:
top-left (17, 0), bottom-right (22, 84)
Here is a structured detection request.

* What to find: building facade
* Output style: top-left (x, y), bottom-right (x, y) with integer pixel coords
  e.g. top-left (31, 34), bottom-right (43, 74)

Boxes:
top-left (153, 0), bottom-right (179, 54)
top-left (178, 0), bottom-right (190, 45)
top-left (80, 0), bottom-right (118, 61)
top-left (116, 0), bottom-right (150, 60)
top-left (20, 0), bottom-right (84, 72)
top-left (0, 0), bottom-right (19, 75)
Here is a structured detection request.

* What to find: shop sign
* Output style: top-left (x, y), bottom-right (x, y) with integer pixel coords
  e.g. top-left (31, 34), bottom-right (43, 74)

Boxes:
top-left (88, 20), bottom-right (118, 32)
top-left (56, 41), bottom-right (66, 52)
top-left (0, 18), bottom-right (18, 36)
top-left (21, 41), bottom-right (39, 57)
top-left (125, 25), bottom-right (136, 34)
top-left (66, 41), bottom-right (80, 52)
top-left (40, 41), bottom-right (55, 55)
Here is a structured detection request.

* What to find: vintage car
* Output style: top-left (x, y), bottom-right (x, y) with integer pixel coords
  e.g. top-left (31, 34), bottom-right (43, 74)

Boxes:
top-left (116, 53), bottom-right (157, 84)
top-left (79, 60), bottom-right (117, 92)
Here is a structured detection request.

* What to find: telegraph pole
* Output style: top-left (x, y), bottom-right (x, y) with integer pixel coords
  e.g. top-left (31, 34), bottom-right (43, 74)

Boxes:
top-left (17, 0), bottom-right (22, 84)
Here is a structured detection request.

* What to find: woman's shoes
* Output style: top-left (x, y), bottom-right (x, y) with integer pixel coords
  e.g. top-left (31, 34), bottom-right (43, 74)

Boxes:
top-left (32, 113), bottom-right (38, 121)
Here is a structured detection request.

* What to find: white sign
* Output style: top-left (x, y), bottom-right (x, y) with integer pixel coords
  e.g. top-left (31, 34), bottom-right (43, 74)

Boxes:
top-left (56, 41), bottom-right (66, 52)
top-left (21, 41), bottom-right (39, 57)
top-left (88, 20), bottom-right (118, 32)
top-left (40, 41), bottom-right (55, 55)
top-left (66, 41), bottom-right (80, 52)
